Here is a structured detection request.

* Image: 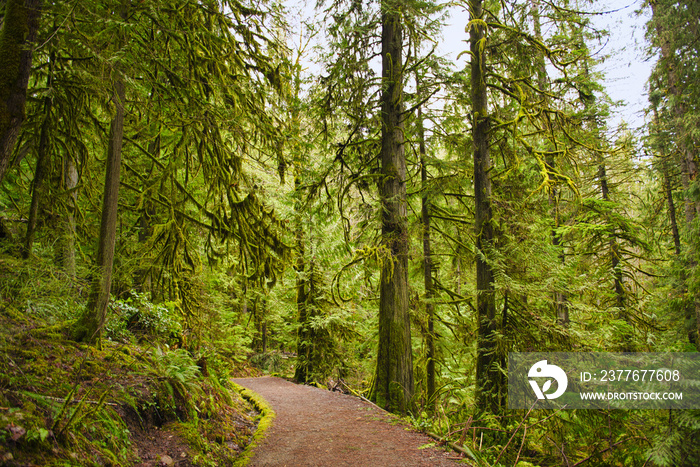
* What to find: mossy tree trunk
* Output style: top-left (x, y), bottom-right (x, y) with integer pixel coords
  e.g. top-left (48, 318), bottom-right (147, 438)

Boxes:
top-left (134, 137), bottom-right (159, 295)
top-left (419, 103), bottom-right (436, 411)
top-left (23, 51), bottom-right (54, 259)
top-left (0, 0), bottom-right (42, 184)
top-left (56, 152), bottom-right (78, 278)
top-left (470, 0), bottom-right (500, 414)
top-left (75, 77), bottom-right (125, 344)
top-left (293, 171), bottom-right (312, 383)
top-left (371, 0), bottom-right (414, 414)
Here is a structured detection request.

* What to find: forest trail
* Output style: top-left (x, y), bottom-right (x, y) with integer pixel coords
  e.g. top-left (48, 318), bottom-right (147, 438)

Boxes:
top-left (233, 377), bottom-right (460, 466)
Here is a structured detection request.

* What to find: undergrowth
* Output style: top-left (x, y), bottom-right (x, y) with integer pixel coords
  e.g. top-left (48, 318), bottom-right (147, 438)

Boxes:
top-left (0, 252), bottom-right (260, 466)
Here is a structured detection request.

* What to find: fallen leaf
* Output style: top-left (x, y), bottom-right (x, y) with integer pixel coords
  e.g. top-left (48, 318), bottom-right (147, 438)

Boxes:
top-left (7, 424), bottom-right (26, 441)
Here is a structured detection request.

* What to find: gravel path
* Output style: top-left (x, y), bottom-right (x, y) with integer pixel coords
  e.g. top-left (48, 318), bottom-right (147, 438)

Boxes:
top-left (233, 377), bottom-right (460, 466)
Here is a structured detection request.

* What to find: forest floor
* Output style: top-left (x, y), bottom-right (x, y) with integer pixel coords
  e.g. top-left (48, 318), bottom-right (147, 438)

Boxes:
top-left (0, 272), bottom-right (260, 467)
top-left (234, 377), bottom-right (463, 466)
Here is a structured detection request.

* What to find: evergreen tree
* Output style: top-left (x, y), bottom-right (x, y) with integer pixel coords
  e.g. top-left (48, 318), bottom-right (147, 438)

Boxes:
top-left (0, 0), bottom-right (42, 184)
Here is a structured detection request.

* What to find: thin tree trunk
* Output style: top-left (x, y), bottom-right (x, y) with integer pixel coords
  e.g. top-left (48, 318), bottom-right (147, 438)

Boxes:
top-left (0, 0), bottom-right (42, 184)
top-left (652, 104), bottom-right (691, 343)
top-left (418, 103), bottom-right (436, 411)
top-left (262, 298), bottom-right (268, 353)
top-left (470, 0), bottom-right (499, 414)
top-left (577, 44), bottom-right (630, 349)
top-left (23, 50), bottom-right (55, 259)
top-left (23, 63), bottom-right (53, 258)
top-left (598, 160), bottom-right (630, 350)
top-left (134, 137), bottom-right (159, 294)
top-left (532, 0), bottom-right (569, 326)
top-left (58, 153), bottom-right (78, 278)
top-left (75, 78), bottom-right (125, 344)
top-left (136, 201), bottom-right (154, 292)
top-left (372, 0), bottom-right (414, 414)
top-left (662, 160), bottom-right (681, 257)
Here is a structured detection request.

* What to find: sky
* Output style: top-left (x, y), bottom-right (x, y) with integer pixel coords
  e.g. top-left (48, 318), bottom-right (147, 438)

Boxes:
top-left (436, 0), bottom-right (654, 132)
top-left (591, 0), bottom-right (654, 131)
top-left (289, 0), bottom-right (655, 133)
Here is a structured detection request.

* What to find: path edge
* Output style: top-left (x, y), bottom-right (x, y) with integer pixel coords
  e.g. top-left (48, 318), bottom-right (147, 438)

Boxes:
top-left (231, 381), bottom-right (276, 467)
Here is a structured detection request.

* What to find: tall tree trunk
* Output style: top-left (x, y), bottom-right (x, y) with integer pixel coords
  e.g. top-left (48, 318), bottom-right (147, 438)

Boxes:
top-left (23, 51), bottom-right (54, 259)
top-left (577, 46), bottom-right (631, 349)
top-left (662, 159), bottom-right (682, 257)
top-left (293, 173), bottom-right (312, 383)
top-left (532, 0), bottom-right (568, 326)
top-left (371, 0), bottom-right (414, 414)
top-left (590, 123), bottom-right (629, 348)
top-left (57, 153), bottom-right (78, 278)
top-left (652, 104), bottom-right (691, 344)
top-left (470, 0), bottom-right (499, 413)
top-left (418, 102), bottom-right (436, 411)
top-left (0, 0), bottom-right (42, 184)
top-left (75, 78), bottom-right (125, 344)
top-left (598, 162), bottom-right (628, 344)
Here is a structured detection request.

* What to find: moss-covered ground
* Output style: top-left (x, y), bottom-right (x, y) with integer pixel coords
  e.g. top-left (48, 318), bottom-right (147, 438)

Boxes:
top-left (0, 253), bottom-right (263, 466)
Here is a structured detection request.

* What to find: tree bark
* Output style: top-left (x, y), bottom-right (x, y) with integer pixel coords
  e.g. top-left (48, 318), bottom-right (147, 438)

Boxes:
top-left (293, 173), bottom-right (312, 383)
top-left (0, 0), bottom-right (42, 184)
top-left (57, 153), bottom-right (78, 278)
top-left (470, 0), bottom-right (500, 414)
top-left (75, 78), bottom-right (125, 344)
top-left (418, 103), bottom-right (436, 411)
top-left (371, 0), bottom-right (414, 414)
top-left (23, 51), bottom-right (53, 259)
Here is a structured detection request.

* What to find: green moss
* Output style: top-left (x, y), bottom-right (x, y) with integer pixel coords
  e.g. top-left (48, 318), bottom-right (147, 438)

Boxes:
top-left (0, 309), bottom-right (259, 465)
top-left (168, 382), bottom-right (258, 466)
top-left (0, 0), bottom-right (31, 138)
top-left (231, 382), bottom-right (276, 467)
top-left (0, 249), bottom-right (262, 466)
top-left (0, 0), bottom-right (30, 93)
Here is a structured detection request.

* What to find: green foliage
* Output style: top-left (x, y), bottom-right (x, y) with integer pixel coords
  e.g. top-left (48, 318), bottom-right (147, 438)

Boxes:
top-left (231, 381), bottom-right (276, 467)
top-left (0, 0), bottom-right (698, 464)
top-left (0, 245), bottom-right (261, 465)
top-left (151, 346), bottom-right (200, 391)
top-left (250, 350), bottom-right (290, 374)
top-left (105, 292), bottom-right (182, 342)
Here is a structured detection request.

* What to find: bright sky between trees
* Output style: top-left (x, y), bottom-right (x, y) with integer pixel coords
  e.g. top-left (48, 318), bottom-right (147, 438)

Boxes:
top-left (437, 0), bottom-right (653, 132)
top-left (288, 0), bottom-right (653, 132)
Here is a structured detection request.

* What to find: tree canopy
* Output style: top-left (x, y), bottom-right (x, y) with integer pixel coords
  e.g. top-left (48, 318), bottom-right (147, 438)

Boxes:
top-left (0, 0), bottom-right (698, 465)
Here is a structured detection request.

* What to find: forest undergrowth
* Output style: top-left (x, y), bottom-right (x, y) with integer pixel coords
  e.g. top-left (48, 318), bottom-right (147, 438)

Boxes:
top-left (0, 250), bottom-right (261, 466)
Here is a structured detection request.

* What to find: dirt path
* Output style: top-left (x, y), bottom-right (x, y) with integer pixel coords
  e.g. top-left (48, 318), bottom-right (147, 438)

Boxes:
top-left (233, 377), bottom-right (460, 466)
